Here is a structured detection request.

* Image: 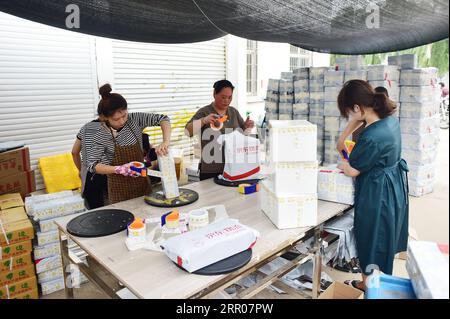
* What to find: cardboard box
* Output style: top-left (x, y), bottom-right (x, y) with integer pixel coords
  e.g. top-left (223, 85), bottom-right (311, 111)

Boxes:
top-left (0, 193), bottom-right (24, 210)
top-left (35, 255), bottom-right (62, 274)
top-left (0, 218), bottom-right (34, 247)
top-left (266, 161), bottom-right (318, 195)
top-left (318, 166), bottom-right (355, 205)
top-left (38, 218), bottom-right (59, 233)
top-left (0, 147), bottom-right (30, 179)
top-left (37, 266), bottom-right (63, 284)
top-left (36, 230), bottom-right (60, 246)
top-left (0, 206), bottom-right (28, 225)
top-left (388, 54), bottom-right (417, 70)
top-left (34, 242), bottom-right (61, 260)
top-left (0, 275), bottom-right (37, 299)
top-left (400, 68), bottom-right (438, 86)
top-left (367, 65), bottom-right (400, 81)
top-left (40, 276), bottom-right (65, 295)
top-left (0, 251), bottom-right (33, 273)
top-left (11, 288), bottom-right (39, 299)
top-left (1, 240), bottom-right (32, 261)
top-left (261, 181), bottom-right (318, 229)
top-left (0, 264), bottom-right (35, 286)
top-left (0, 170), bottom-right (36, 198)
top-left (319, 282), bottom-right (364, 299)
top-left (324, 70), bottom-right (345, 86)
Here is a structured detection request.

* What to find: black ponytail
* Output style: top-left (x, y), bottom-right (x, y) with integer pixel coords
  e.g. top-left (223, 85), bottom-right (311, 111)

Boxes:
top-left (97, 84), bottom-right (127, 117)
top-left (372, 92), bottom-right (396, 118)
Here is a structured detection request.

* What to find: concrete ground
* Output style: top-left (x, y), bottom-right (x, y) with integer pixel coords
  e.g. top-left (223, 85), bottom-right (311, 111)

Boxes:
top-left (41, 129), bottom-right (449, 299)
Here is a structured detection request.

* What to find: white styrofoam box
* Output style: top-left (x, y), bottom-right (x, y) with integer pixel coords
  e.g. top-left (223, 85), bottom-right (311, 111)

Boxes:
top-left (335, 55), bottom-right (364, 70)
top-left (400, 86), bottom-right (438, 103)
top-left (325, 116), bottom-right (340, 132)
top-left (400, 116), bottom-right (440, 135)
top-left (34, 242), bottom-right (61, 260)
top-left (279, 94), bottom-right (294, 104)
top-left (265, 101), bottom-right (278, 113)
top-left (317, 166), bottom-right (355, 205)
top-left (310, 91), bottom-right (324, 104)
top-left (161, 218), bottom-right (259, 273)
top-left (293, 67), bottom-right (310, 80)
top-left (293, 114), bottom-right (309, 120)
top-left (324, 86), bottom-right (341, 102)
top-left (265, 92), bottom-right (279, 103)
top-left (278, 102), bottom-right (293, 114)
top-left (400, 68), bottom-right (438, 86)
top-left (38, 266), bottom-right (64, 284)
top-left (281, 71), bottom-right (294, 80)
top-left (368, 80), bottom-right (400, 101)
top-left (400, 102), bottom-right (440, 119)
top-left (308, 115), bottom-right (325, 127)
top-left (408, 182), bottom-right (434, 197)
top-left (323, 102), bottom-right (341, 117)
top-left (388, 54), bottom-right (417, 70)
top-left (344, 70), bottom-right (368, 82)
top-left (406, 241), bottom-right (449, 299)
top-left (36, 229), bottom-right (60, 246)
top-left (278, 113), bottom-right (293, 120)
top-left (268, 79), bottom-right (280, 92)
top-left (40, 277), bottom-right (65, 296)
top-left (309, 79), bottom-right (325, 92)
top-left (324, 70), bottom-right (345, 86)
top-left (293, 103), bottom-right (309, 115)
top-left (294, 91), bottom-right (310, 104)
top-left (367, 65), bottom-right (400, 81)
top-left (266, 112), bottom-right (279, 121)
top-left (402, 147), bottom-right (438, 165)
top-left (25, 190), bottom-right (74, 216)
top-left (310, 67), bottom-right (329, 80)
top-left (294, 80), bottom-right (309, 93)
top-left (401, 132), bottom-right (440, 151)
top-left (268, 120), bottom-right (317, 162)
top-left (35, 255), bottom-right (63, 274)
top-left (309, 102), bottom-right (324, 117)
top-left (266, 161), bottom-right (318, 195)
top-left (279, 79), bottom-right (294, 93)
top-left (260, 181), bottom-right (318, 229)
top-left (31, 194), bottom-right (85, 221)
top-left (38, 218), bottom-right (59, 233)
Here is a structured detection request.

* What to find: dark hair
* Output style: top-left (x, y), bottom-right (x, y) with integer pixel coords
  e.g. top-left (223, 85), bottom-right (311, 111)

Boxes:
top-left (374, 86), bottom-right (389, 97)
top-left (440, 82), bottom-right (445, 88)
top-left (97, 84), bottom-right (127, 117)
top-left (213, 80), bottom-right (234, 94)
top-left (338, 80), bottom-right (396, 119)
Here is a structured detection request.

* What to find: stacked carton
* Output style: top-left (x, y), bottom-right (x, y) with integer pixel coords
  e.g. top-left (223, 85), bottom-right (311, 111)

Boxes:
top-left (25, 191), bottom-right (87, 295)
top-left (367, 64), bottom-right (401, 117)
top-left (293, 67), bottom-right (310, 121)
top-left (261, 120), bottom-right (318, 229)
top-left (265, 79), bottom-right (280, 121)
top-left (317, 165), bottom-right (355, 205)
top-left (398, 66), bottom-right (440, 197)
top-left (0, 193), bottom-right (38, 299)
top-left (309, 67), bottom-right (328, 165)
top-left (0, 147), bottom-right (36, 198)
top-left (279, 78), bottom-right (294, 120)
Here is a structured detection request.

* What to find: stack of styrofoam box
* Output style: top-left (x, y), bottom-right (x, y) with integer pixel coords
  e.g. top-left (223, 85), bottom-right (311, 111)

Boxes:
top-left (279, 77), bottom-right (295, 120)
top-left (335, 55), bottom-right (365, 71)
top-left (323, 69), bottom-right (349, 165)
top-left (25, 191), bottom-right (87, 295)
top-left (265, 79), bottom-right (280, 121)
top-left (388, 54), bottom-right (418, 71)
top-left (367, 64), bottom-right (401, 117)
top-left (399, 67), bottom-right (440, 197)
top-left (309, 67), bottom-right (329, 165)
top-left (293, 67), bottom-right (310, 121)
top-left (317, 165), bottom-right (355, 205)
top-left (261, 120), bottom-right (318, 229)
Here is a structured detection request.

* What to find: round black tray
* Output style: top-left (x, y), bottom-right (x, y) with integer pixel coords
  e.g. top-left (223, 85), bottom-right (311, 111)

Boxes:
top-left (144, 188), bottom-right (199, 208)
top-left (67, 209), bottom-right (134, 238)
top-left (213, 176), bottom-right (260, 187)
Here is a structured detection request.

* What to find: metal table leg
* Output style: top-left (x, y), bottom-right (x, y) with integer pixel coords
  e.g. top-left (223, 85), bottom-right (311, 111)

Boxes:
top-left (312, 225), bottom-right (323, 299)
top-left (59, 230), bottom-right (74, 299)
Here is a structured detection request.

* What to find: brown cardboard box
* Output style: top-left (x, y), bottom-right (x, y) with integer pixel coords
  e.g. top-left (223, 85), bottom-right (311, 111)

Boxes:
top-left (319, 282), bottom-right (364, 299)
top-left (0, 170), bottom-right (36, 198)
top-left (0, 147), bottom-right (30, 179)
top-left (0, 193), bottom-right (24, 210)
top-left (0, 206), bottom-right (28, 225)
top-left (0, 218), bottom-right (34, 247)
top-left (1, 252), bottom-right (33, 273)
top-left (0, 275), bottom-right (37, 299)
top-left (1, 240), bottom-right (33, 260)
top-left (0, 264), bottom-right (35, 286)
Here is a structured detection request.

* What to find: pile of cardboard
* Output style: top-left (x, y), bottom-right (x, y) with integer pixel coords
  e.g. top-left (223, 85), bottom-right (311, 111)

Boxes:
top-left (0, 193), bottom-right (38, 299)
top-left (0, 147), bottom-right (36, 198)
top-left (265, 79), bottom-right (280, 121)
top-left (261, 120), bottom-right (318, 229)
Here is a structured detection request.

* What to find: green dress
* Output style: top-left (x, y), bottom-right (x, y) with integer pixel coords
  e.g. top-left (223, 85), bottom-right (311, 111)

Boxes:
top-left (349, 116), bottom-right (409, 275)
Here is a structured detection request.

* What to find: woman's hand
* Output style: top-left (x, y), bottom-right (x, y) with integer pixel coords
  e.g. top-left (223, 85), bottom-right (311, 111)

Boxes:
top-left (202, 114), bottom-right (220, 126)
top-left (155, 141), bottom-right (170, 156)
top-left (338, 161), bottom-right (350, 172)
top-left (338, 161), bottom-right (360, 178)
top-left (336, 136), bottom-right (346, 153)
top-left (244, 116), bottom-right (255, 129)
top-left (114, 163), bottom-right (140, 177)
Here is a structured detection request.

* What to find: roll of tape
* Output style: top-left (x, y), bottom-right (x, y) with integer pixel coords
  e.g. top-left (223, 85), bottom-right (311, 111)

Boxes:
top-left (188, 209), bottom-right (209, 231)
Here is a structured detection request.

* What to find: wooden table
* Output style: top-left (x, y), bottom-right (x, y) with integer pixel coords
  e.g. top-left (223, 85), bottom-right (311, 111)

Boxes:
top-left (55, 179), bottom-right (351, 299)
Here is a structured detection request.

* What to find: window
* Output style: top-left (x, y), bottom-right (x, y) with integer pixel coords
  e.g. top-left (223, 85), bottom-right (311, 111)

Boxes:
top-left (289, 45), bottom-right (312, 71)
top-left (247, 40), bottom-right (258, 96)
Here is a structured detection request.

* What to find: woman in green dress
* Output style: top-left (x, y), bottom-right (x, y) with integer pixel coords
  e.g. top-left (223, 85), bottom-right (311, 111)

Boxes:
top-left (336, 80), bottom-right (409, 291)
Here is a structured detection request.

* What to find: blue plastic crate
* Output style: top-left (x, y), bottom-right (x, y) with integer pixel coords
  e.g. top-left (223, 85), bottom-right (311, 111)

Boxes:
top-left (365, 274), bottom-right (417, 299)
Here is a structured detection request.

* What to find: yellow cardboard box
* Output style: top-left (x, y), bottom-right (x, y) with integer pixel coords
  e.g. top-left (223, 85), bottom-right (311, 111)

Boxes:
top-left (0, 275), bottom-right (37, 299)
top-left (0, 264), bottom-right (35, 286)
top-left (0, 206), bottom-right (28, 225)
top-left (0, 218), bottom-right (34, 247)
top-left (11, 288), bottom-right (39, 299)
top-left (0, 193), bottom-right (24, 210)
top-left (0, 251), bottom-right (33, 273)
top-left (0, 240), bottom-right (33, 260)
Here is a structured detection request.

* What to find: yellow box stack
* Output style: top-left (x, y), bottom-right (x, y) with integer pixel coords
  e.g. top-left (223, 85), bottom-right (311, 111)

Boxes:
top-left (0, 193), bottom-right (38, 299)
